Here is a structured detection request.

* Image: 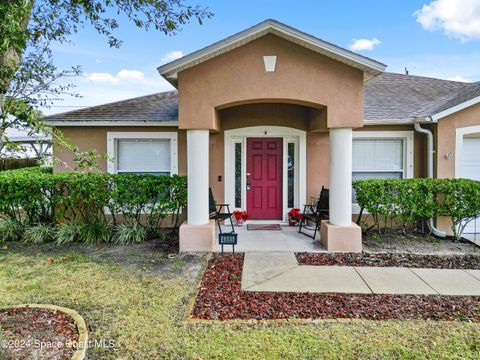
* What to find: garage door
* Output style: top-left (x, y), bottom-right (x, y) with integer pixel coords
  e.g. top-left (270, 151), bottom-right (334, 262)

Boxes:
top-left (463, 137), bottom-right (480, 234)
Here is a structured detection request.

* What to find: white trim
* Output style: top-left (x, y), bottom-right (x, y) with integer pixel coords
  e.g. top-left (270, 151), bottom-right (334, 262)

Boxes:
top-left (46, 120), bottom-right (178, 127)
top-left (157, 19), bottom-right (386, 83)
top-left (106, 131), bottom-right (178, 175)
top-left (455, 125), bottom-right (480, 178)
top-left (432, 95), bottom-right (480, 122)
top-left (352, 131), bottom-right (414, 214)
top-left (224, 126), bottom-right (306, 223)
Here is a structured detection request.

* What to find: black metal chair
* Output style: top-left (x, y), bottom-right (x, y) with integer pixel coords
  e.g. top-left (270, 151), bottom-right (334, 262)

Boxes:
top-left (209, 188), bottom-right (235, 234)
top-left (299, 186), bottom-right (329, 240)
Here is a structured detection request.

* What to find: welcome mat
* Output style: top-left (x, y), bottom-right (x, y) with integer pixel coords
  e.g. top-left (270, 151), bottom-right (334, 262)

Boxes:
top-left (246, 224), bottom-right (282, 231)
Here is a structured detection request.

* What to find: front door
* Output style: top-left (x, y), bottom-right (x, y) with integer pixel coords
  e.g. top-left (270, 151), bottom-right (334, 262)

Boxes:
top-left (246, 138), bottom-right (283, 220)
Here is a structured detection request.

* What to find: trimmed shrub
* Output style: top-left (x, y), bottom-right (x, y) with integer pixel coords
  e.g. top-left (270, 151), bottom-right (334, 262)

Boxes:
top-left (353, 178), bottom-right (480, 241)
top-left (0, 171), bottom-right (187, 245)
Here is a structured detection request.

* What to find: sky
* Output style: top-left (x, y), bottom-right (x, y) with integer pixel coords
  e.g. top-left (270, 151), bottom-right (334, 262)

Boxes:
top-left (43, 0), bottom-right (480, 115)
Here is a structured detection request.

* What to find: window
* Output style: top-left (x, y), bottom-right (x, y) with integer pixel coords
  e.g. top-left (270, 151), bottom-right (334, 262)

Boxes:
top-left (353, 139), bottom-right (404, 181)
top-left (107, 132), bottom-right (178, 176)
top-left (234, 142), bottom-right (242, 208)
top-left (352, 131), bottom-right (414, 213)
top-left (287, 142), bottom-right (295, 208)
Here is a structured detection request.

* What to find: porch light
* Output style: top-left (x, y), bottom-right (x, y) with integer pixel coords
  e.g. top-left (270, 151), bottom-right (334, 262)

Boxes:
top-left (263, 56), bottom-right (277, 72)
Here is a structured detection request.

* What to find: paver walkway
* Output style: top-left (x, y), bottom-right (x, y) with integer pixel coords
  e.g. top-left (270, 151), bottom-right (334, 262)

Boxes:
top-left (241, 252), bottom-right (480, 295)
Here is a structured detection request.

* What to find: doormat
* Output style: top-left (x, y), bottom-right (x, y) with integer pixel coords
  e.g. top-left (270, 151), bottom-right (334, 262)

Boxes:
top-left (247, 224), bottom-right (282, 231)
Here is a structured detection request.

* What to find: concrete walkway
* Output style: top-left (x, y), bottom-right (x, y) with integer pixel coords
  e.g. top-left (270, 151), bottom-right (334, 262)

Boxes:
top-left (241, 252), bottom-right (480, 296)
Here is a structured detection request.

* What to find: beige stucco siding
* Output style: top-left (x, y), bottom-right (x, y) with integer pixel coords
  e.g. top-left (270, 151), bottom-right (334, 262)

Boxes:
top-left (54, 122), bottom-right (428, 206)
top-left (433, 102), bottom-right (480, 235)
top-left (177, 34), bottom-right (364, 131)
top-left (436, 102), bottom-right (480, 179)
top-left (54, 126), bottom-right (187, 175)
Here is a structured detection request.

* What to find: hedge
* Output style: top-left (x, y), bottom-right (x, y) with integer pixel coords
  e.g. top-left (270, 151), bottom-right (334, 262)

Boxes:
top-left (353, 178), bottom-right (480, 240)
top-left (0, 170), bottom-right (187, 242)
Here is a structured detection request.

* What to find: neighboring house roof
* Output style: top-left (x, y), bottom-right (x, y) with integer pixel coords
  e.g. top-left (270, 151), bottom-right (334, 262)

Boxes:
top-left (44, 91), bottom-right (178, 126)
top-left (157, 19), bottom-right (387, 84)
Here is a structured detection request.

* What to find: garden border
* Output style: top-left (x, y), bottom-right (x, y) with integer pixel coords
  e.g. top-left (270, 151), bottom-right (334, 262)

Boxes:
top-left (186, 254), bottom-right (480, 324)
top-left (0, 303), bottom-right (88, 360)
top-left (182, 255), bottom-right (426, 326)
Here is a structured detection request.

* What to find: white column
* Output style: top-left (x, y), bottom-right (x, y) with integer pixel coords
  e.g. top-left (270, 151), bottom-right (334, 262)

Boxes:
top-left (187, 130), bottom-right (209, 225)
top-left (329, 128), bottom-right (353, 226)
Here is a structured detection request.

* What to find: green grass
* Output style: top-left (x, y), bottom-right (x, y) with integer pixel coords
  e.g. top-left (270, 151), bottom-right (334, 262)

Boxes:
top-left (1, 243), bottom-right (479, 359)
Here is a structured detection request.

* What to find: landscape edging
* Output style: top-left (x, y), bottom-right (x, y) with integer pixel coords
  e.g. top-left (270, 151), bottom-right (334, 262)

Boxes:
top-left (0, 303), bottom-right (88, 360)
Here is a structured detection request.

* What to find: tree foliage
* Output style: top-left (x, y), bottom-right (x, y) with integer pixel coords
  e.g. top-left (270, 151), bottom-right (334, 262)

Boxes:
top-left (0, 0), bottom-right (212, 156)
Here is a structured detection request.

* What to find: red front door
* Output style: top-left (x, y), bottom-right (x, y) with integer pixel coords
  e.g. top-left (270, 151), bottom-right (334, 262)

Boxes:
top-left (246, 138), bottom-right (283, 220)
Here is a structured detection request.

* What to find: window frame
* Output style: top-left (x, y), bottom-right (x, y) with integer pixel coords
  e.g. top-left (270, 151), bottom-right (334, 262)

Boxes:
top-left (352, 131), bottom-right (414, 214)
top-left (107, 132), bottom-right (178, 176)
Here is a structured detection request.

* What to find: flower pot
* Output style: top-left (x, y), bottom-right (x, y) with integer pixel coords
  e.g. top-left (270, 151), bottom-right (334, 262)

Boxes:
top-left (236, 219), bottom-right (244, 226)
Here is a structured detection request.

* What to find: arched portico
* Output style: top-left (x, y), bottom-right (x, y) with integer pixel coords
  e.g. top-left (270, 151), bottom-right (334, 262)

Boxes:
top-left (160, 21), bottom-right (386, 252)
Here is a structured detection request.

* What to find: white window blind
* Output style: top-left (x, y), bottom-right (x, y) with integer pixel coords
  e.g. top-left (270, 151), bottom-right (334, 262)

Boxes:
top-left (353, 139), bottom-right (403, 172)
top-left (117, 139), bottom-right (171, 175)
top-left (352, 139), bottom-right (404, 200)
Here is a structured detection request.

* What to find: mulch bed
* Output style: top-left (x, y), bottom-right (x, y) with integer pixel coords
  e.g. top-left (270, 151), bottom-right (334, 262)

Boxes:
top-left (192, 254), bottom-right (480, 321)
top-left (296, 252), bottom-right (480, 269)
top-left (0, 307), bottom-right (78, 360)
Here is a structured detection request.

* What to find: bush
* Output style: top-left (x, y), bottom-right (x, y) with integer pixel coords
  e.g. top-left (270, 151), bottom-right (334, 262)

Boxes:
top-left (78, 222), bottom-right (111, 244)
top-left (353, 178), bottom-right (480, 241)
top-left (22, 224), bottom-right (55, 244)
top-left (0, 219), bottom-right (25, 243)
top-left (113, 223), bottom-right (147, 245)
top-left (55, 223), bottom-right (82, 245)
top-left (0, 171), bottom-right (187, 245)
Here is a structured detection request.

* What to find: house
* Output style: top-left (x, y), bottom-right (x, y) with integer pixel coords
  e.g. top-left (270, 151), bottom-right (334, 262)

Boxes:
top-left (44, 20), bottom-right (480, 252)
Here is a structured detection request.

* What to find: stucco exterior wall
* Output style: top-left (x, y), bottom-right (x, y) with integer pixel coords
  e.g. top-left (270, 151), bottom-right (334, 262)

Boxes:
top-left (436, 102), bottom-right (480, 179)
top-left (54, 122), bottom-right (428, 209)
top-left (53, 126), bottom-right (187, 175)
top-left (177, 34), bottom-right (364, 131)
top-left (433, 102), bottom-right (480, 235)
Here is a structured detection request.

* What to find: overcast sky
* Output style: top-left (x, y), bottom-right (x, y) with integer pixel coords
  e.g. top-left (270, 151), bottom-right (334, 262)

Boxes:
top-left (44, 0), bottom-right (480, 115)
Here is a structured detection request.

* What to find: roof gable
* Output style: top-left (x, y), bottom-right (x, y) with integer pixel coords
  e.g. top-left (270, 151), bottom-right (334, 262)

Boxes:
top-left (157, 19), bottom-right (386, 85)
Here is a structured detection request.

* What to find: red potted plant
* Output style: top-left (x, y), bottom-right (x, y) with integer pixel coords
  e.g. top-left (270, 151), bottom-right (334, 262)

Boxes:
top-left (288, 208), bottom-right (302, 226)
top-left (233, 210), bottom-right (249, 226)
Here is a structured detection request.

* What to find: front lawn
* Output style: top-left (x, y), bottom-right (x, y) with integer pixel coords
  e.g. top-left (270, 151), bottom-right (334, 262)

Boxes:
top-left (1, 243), bottom-right (479, 359)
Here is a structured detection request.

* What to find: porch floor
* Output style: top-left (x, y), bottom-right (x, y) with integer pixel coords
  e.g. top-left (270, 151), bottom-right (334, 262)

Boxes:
top-left (213, 224), bottom-right (326, 253)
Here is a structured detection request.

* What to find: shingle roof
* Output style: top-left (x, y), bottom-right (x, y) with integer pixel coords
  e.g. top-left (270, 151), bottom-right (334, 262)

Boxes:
top-left (44, 91), bottom-right (178, 123)
top-left (44, 73), bottom-right (480, 126)
top-left (428, 81), bottom-right (480, 115)
top-left (363, 72), bottom-right (468, 124)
